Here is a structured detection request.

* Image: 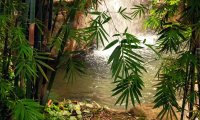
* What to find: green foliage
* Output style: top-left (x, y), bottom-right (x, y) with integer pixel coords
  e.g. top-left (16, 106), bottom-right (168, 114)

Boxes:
top-left (11, 27), bottom-right (54, 82)
top-left (0, 80), bottom-right (12, 100)
top-left (131, 4), bottom-right (148, 18)
top-left (2, 0), bottom-right (200, 120)
top-left (181, 0), bottom-right (200, 24)
top-left (157, 23), bottom-right (187, 53)
top-left (68, 11), bottom-right (111, 47)
top-left (118, 7), bottom-right (132, 20)
top-left (143, 0), bottom-right (180, 30)
top-left (58, 51), bottom-right (85, 83)
top-left (112, 74), bottom-right (144, 109)
top-left (84, 11), bottom-right (110, 47)
top-left (51, 36), bottom-right (62, 53)
top-left (13, 99), bottom-right (44, 120)
top-left (152, 1), bottom-right (179, 21)
top-left (154, 58), bottom-right (186, 120)
top-left (44, 100), bottom-right (83, 120)
top-left (144, 16), bottom-right (161, 30)
top-left (135, 0), bottom-right (200, 119)
top-left (105, 30), bottom-right (145, 108)
top-left (0, 1), bottom-right (55, 119)
top-left (35, 51), bottom-right (55, 81)
top-left (0, 80), bottom-right (12, 119)
top-left (15, 45), bottom-right (37, 80)
top-left (0, 78), bottom-right (44, 119)
top-left (191, 109), bottom-right (200, 120)
top-left (30, 0), bottom-right (36, 23)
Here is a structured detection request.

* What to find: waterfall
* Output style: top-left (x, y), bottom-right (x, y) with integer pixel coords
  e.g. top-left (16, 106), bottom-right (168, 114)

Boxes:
top-left (84, 0), bottom-right (160, 106)
top-left (93, 0), bottom-right (157, 58)
top-left (52, 0), bottom-right (160, 109)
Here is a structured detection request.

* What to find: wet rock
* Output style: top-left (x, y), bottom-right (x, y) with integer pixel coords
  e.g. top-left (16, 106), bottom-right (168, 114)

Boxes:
top-left (85, 103), bottom-right (93, 108)
top-left (128, 107), bottom-right (146, 117)
top-left (92, 101), bottom-right (101, 108)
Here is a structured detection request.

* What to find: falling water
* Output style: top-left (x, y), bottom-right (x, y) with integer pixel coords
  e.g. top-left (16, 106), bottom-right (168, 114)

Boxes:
top-left (51, 0), bottom-right (160, 109)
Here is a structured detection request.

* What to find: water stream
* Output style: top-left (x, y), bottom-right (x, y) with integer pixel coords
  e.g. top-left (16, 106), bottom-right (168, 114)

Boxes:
top-left (51, 0), bottom-right (160, 109)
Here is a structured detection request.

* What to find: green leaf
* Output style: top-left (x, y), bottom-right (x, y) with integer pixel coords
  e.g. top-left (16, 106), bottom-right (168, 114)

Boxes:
top-left (37, 64), bottom-right (49, 81)
top-left (108, 46), bottom-right (121, 64)
top-left (13, 99), bottom-right (44, 120)
top-left (118, 7), bottom-right (132, 20)
top-left (102, 17), bottom-right (111, 24)
top-left (131, 4), bottom-right (148, 18)
top-left (104, 39), bottom-right (119, 50)
top-left (108, 33), bottom-right (145, 108)
top-left (58, 52), bottom-right (86, 83)
top-left (36, 60), bottom-right (54, 71)
top-left (145, 44), bottom-right (161, 58)
top-left (153, 60), bottom-right (180, 119)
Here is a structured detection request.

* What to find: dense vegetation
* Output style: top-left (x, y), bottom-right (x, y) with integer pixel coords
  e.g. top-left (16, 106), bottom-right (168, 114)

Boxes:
top-left (0, 0), bottom-right (200, 120)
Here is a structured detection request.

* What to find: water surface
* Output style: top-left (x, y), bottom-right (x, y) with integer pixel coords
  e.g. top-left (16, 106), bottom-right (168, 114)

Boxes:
top-left (51, 0), bottom-right (160, 109)
top-left (51, 45), bottom-right (160, 109)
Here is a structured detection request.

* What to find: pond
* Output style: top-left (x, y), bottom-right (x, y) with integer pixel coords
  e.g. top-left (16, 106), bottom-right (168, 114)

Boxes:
top-left (51, 0), bottom-right (160, 109)
top-left (51, 34), bottom-right (160, 109)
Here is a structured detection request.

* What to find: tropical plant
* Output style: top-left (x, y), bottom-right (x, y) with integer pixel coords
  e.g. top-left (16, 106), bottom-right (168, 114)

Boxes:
top-left (2, 0), bottom-right (200, 120)
top-left (13, 99), bottom-right (44, 120)
top-left (104, 30), bottom-right (146, 109)
top-left (0, 0), bottom-right (109, 119)
top-left (130, 0), bottom-right (200, 119)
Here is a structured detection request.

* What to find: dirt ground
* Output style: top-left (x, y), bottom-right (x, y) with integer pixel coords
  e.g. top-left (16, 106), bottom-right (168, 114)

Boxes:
top-left (82, 104), bottom-right (165, 120)
top-left (82, 103), bottom-right (181, 120)
top-left (46, 100), bottom-right (181, 120)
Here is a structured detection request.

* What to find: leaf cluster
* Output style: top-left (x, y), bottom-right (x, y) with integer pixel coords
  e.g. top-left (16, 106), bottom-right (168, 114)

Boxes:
top-left (13, 99), bottom-right (44, 120)
top-left (154, 58), bottom-right (185, 120)
top-left (105, 30), bottom-right (145, 109)
top-left (58, 51), bottom-right (85, 83)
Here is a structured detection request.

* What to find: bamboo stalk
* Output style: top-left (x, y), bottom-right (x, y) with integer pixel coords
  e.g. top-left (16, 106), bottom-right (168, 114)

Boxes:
top-left (29, 0), bottom-right (35, 46)
top-left (21, 0), bottom-right (30, 34)
top-left (26, 0), bottom-right (36, 98)
top-left (51, 0), bottom-right (61, 35)
top-left (29, 23), bottom-right (35, 46)
top-left (34, 0), bottom-right (43, 100)
top-left (2, 30), bottom-right (9, 79)
top-left (180, 36), bottom-right (193, 120)
top-left (48, 0), bottom-right (53, 30)
top-left (0, 0), bottom-right (2, 14)
top-left (38, 0), bottom-right (50, 104)
top-left (196, 48), bottom-right (200, 111)
top-left (0, 0), bottom-right (5, 14)
top-left (189, 62), bottom-right (195, 118)
top-left (42, 0), bottom-right (81, 105)
top-left (30, 0), bottom-right (35, 23)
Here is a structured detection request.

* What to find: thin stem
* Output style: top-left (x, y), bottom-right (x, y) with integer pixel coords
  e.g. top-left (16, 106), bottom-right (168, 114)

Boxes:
top-left (42, 0), bottom-right (80, 105)
top-left (102, 0), bottom-right (121, 35)
top-left (2, 30), bottom-right (9, 79)
top-left (180, 40), bottom-right (192, 120)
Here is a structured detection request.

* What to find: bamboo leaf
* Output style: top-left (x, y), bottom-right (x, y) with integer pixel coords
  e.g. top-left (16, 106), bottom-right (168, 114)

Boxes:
top-left (104, 39), bottom-right (119, 50)
top-left (36, 60), bottom-right (54, 71)
top-left (37, 64), bottom-right (49, 81)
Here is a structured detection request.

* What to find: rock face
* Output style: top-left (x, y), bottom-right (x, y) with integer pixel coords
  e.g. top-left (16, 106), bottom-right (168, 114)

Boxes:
top-left (51, 0), bottom-right (150, 54)
top-left (50, 0), bottom-right (92, 56)
top-left (64, 10), bottom-right (91, 52)
top-left (73, 11), bottom-right (91, 29)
